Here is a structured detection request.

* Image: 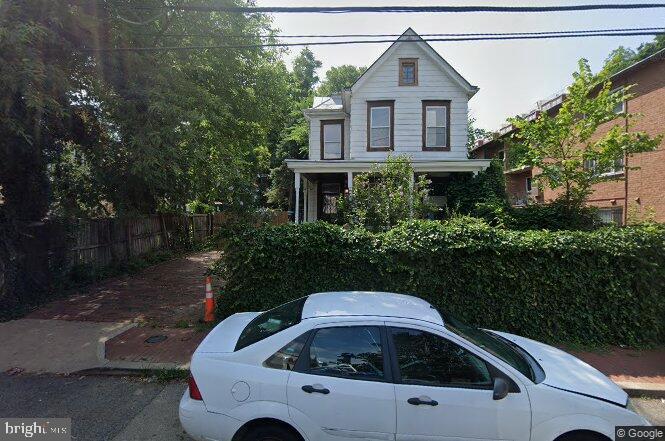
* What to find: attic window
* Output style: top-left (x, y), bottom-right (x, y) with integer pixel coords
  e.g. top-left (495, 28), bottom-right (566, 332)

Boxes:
top-left (399, 58), bottom-right (418, 86)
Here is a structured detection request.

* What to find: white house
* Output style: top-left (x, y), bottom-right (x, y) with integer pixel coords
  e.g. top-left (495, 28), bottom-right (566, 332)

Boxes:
top-left (286, 28), bottom-right (491, 222)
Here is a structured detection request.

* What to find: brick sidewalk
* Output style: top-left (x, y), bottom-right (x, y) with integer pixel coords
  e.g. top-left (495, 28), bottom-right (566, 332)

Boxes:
top-left (27, 251), bottom-right (221, 326)
top-left (105, 327), bottom-right (207, 364)
top-left (571, 346), bottom-right (665, 386)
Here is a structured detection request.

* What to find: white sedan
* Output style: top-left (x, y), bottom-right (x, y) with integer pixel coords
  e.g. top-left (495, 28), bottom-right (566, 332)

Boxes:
top-left (179, 291), bottom-right (649, 441)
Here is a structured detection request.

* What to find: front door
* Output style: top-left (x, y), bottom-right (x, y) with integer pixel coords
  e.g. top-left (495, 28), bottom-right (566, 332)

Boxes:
top-left (318, 181), bottom-right (342, 223)
top-left (287, 324), bottom-right (395, 441)
top-left (388, 326), bottom-right (531, 441)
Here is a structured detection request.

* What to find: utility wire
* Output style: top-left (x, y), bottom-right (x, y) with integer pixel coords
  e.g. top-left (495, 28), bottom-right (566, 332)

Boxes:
top-left (84, 30), bottom-right (665, 52)
top-left (117, 3), bottom-right (665, 14)
top-left (132, 27), bottom-right (665, 39)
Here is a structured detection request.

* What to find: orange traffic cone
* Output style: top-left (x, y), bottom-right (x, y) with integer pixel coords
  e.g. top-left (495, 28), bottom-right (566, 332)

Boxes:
top-left (204, 276), bottom-right (215, 323)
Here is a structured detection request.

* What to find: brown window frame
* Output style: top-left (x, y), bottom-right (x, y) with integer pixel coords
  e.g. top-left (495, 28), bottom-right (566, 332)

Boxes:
top-left (422, 100), bottom-right (451, 151)
top-left (398, 58), bottom-right (418, 86)
top-left (366, 100), bottom-right (395, 151)
top-left (320, 119), bottom-right (345, 160)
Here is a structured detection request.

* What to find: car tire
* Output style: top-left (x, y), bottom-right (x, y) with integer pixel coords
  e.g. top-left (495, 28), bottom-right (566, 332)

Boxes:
top-left (242, 425), bottom-right (301, 441)
top-left (555, 430), bottom-right (610, 441)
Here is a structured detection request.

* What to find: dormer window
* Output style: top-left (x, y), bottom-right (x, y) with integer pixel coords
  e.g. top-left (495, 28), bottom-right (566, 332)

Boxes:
top-left (399, 58), bottom-right (418, 86)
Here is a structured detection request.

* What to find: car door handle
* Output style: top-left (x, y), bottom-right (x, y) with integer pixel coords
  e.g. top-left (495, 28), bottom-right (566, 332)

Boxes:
top-left (302, 385), bottom-right (330, 394)
top-left (407, 397), bottom-right (438, 406)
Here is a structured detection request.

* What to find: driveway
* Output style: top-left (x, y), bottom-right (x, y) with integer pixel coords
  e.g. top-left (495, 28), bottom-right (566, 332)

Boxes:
top-left (0, 251), bottom-right (219, 374)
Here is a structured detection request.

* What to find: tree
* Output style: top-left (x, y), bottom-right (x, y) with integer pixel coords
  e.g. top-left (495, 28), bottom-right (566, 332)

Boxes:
top-left (317, 65), bottom-right (366, 96)
top-left (466, 117), bottom-right (491, 153)
top-left (509, 59), bottom-right (661, 207)
top-left (339, 155), bottom-right (433, 232)
top-left (292, 47), bottom-right (322, 99)
top-left (600, 35), bottom-right (665, 77)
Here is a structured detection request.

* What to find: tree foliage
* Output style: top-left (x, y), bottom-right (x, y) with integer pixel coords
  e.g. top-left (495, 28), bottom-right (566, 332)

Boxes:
top-left (600, 35), bottom-right (665, 77)
top-left (338, 155), bottom-right (433, 232)
top-left (317, 65), bottom-right (366, 96)
top-left (291, 47), bottom-right (322, 99)
top-left (509, 59), bottom-right (661, 207)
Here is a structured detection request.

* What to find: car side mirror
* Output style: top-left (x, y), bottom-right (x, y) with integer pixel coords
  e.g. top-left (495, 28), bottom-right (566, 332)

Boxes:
top-left (492, 377), bottom-right (509, 400)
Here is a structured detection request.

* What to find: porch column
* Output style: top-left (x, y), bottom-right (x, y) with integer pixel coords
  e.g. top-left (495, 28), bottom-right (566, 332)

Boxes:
top-left (347, 171), bottom-right (353, 193)
top-left (294, 172), bottom-right (301, 223)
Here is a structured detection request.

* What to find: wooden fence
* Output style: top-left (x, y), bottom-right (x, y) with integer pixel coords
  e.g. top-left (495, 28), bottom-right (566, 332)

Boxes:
top-left (68, 211), bottom-right (288, 268)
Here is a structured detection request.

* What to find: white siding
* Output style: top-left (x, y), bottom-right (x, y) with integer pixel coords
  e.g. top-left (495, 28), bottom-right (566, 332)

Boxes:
top-left (349, 43), bottom-right (469, 160)
top-left (308, 115), bottom-right (350, 160)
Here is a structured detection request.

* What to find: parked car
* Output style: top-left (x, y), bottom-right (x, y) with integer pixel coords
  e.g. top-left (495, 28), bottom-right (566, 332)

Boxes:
top-left (179, 291), bottom-right (649, 441)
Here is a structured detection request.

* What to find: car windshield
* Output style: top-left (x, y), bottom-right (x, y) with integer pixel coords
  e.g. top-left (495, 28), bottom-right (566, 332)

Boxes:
top-left (438, 309), bottom-right (542, 383)
top-left (235, 297), bottom-right (307, 351)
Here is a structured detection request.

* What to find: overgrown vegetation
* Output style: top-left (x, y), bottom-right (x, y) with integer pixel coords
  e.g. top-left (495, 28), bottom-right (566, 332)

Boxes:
top-left (338, 155), bottom-right (433, 231)
top-left (215, 220), bottom-right (665, 346)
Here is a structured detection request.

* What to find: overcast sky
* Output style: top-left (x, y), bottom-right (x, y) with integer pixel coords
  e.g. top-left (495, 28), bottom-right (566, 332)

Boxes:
top-left (255, 0), bottom-right (664, 131)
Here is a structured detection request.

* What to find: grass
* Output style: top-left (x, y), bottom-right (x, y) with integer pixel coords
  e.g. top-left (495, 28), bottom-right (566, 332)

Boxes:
top-left (141, 368), bottom-right (190, 383)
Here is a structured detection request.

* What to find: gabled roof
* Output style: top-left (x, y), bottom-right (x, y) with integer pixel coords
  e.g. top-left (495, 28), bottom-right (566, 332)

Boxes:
top-left (351, 28), bottom-right (479, 97)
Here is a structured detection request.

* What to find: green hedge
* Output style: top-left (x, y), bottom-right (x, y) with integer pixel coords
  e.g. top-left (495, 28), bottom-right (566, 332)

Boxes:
top-left (214, 219), bottom-right (665, 346)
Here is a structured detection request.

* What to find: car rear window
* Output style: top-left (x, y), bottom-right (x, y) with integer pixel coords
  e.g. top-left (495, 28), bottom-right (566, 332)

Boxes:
top-left (235, 297), bottom-right (307, 351)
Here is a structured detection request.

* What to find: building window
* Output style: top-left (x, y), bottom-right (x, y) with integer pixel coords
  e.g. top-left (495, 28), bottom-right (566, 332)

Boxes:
top-left (367, 100), bottom-right (394, 150)
top-left (422, 100), bottom-right (450, 151)
top-left (611, 87), bottom-right (626, 114)
top-left (584, 157), bottom-right (624, 176)
top-left (321, 183), bottom-right (341, 215)
top-left (320, 119), bottom-right (344, 160)
top-left (598, 207), bottom-right (623, 226)
top-left (399, 58), bottom-right (418, 86)
top-left (526, 177), bottom-right (532, 193)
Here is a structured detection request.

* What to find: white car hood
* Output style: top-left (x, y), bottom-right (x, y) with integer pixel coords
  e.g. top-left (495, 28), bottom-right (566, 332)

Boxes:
top-left (196, 311), bottom-right (261, 353)
top-left (490, 331), bottom-right (628, 406)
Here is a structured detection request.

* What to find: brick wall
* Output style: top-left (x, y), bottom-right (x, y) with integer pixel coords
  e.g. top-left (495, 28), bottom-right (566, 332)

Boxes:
top-left (542, 57), bottom-right (665, 223)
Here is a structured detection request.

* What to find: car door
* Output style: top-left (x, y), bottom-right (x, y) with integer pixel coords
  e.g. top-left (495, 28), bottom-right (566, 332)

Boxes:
top-left (388, 325), bottom-right (531, 441)
top-left (287, 323), bottom-right (396, 441)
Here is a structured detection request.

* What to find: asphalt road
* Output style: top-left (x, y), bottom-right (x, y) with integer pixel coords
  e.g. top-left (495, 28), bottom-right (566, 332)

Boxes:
top-left (0, 373), bottom-right (663, 440)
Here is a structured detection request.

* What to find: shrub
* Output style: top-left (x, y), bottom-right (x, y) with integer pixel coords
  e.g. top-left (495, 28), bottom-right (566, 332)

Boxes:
top-left (338, 155), bottom-right (433, 232)
top-left (473, 200), bottom-right (603, 231)
top-left (444, 159), bottom-right (507, 214)
top-left (214, 219), bottom-right (665, 346)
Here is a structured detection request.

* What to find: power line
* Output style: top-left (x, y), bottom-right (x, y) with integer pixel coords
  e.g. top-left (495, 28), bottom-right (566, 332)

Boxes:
top-left (132, 27), bottom-right (665, 39)
top-left (84, 31), bottom-right (665, 52)
top-left (118, 3), bottom-right (665, 14)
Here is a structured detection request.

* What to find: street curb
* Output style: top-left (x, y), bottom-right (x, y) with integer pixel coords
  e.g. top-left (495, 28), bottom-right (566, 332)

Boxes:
top-left (72, 366), bottom-right (188, 378)
top-left (617, 382), bottom-right (665, 399)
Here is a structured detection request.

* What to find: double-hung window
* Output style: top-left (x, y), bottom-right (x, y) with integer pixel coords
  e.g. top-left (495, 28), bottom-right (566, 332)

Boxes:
top-left (367, 101), bottom-right (394, 150)
top-left (321, 120), bottom-right (344, 160)
top-left (399, 58), bottom-right (418, 86)
top-left (422, 100), bottom-right (450, 150)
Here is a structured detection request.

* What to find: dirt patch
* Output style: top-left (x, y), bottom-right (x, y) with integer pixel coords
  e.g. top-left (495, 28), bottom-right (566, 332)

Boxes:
top-left (27, 251), bottom-right (221, 327)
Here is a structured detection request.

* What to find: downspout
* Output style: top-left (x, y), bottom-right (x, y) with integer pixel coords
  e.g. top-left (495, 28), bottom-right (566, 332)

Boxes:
top-left (623, 100), bottom-right (629, 226)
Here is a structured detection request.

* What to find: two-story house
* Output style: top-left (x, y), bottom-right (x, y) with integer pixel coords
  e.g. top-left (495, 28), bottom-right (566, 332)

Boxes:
top-left (286, 28), bottom-right (491, 223)
top-left (471, 47), bottom-right (665, 225)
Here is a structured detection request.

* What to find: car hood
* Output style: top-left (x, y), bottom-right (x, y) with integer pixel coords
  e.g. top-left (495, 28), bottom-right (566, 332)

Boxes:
top-left (490, 331), bottom-right (627, 406)
top-left (196, 312), bottom-right (261, 353)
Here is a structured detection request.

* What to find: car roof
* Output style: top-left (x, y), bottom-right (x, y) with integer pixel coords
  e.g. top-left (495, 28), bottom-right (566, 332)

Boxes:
top-left (301, 291), bottom-right (444, 326)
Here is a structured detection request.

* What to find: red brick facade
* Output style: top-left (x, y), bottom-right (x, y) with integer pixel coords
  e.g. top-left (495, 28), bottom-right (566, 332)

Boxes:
top-left (471, 51), bottom-right (665, 223)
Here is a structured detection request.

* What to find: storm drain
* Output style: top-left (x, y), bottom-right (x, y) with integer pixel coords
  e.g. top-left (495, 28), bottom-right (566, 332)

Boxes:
top-left (145, 335), bottom-right (168, 344)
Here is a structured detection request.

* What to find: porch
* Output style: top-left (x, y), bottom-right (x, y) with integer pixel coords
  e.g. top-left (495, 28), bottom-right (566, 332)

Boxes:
top-left (285, 159), bottom-right (491, 223)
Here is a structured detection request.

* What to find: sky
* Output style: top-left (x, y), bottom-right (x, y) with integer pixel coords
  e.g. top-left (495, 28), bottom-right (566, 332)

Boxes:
top-left (254, 0), bottom-right (665, 131)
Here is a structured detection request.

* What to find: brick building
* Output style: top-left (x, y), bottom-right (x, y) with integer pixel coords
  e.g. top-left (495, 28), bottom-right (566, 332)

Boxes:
top-left (471, 48), bottom-right (665, 225)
